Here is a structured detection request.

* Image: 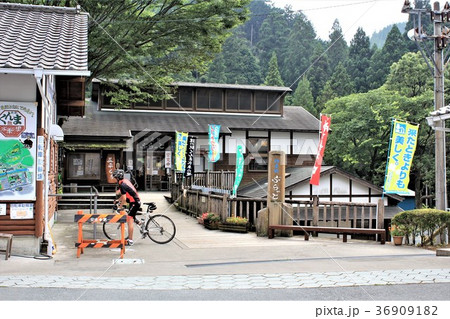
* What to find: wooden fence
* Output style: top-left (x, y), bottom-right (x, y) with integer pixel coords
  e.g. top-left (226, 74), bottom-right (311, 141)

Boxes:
top-left (171, 188), bottom-right (384, 231)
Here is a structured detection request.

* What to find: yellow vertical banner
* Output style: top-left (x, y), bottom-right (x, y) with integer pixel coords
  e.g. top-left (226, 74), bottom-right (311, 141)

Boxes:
top-left (175, 131), bottom-right (188, 172)
top-left (384, 120), bottom-right (419, 194)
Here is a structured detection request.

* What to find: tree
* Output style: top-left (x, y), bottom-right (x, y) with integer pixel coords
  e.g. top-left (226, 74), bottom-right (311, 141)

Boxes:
top-left (256, 8), bottom-right (290, 77)
top-left (327, 19), bottom-right (348, 73)
top-left (288, 77), bottom-right (315, 116)
top-left (316, 62), bottom-right (354, 113)
top-left (281, 12), bottom-right (317, 86)
top-left (16, 0), bottom-right (250, 88)
top-left (347, 27), bottom-right (373, 93)
top-left (306, 44), bottom-right (331, 101)
top-left (220, 32), bottom-right (262, 85)
top-left (385, 52), bottom-right (431, 97)
top-left (264, 52), bottom-right (284, 86)
top-left (367, 25), bottom-right (409, 90)
top-left (322, 88), bottom-right (410, 185)
top-left (206, 53), bottom-right (227, 84)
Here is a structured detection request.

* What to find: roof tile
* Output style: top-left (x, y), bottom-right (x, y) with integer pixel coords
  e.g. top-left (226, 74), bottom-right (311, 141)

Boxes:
top-left (0, 3), bottom-right (88, 71)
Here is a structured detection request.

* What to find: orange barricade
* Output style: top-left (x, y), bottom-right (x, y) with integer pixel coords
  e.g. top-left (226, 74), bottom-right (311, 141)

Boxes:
top-left (74, 210), bottom-right (127, 258)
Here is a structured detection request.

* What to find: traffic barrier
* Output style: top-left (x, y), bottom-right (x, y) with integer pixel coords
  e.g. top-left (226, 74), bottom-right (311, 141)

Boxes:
top-left (74, 210), bottom-right (127, 258)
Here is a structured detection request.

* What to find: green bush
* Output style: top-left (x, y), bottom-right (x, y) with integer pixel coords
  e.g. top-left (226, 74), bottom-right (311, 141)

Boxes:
top-left (392, 209), bottom-right (450, 246)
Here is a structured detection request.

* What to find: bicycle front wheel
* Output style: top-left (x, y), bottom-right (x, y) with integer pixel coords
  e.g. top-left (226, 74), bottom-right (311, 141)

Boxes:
top-left (145, 214), bottom-right (176, 244)
top-left (103, 221), bottom-right (129, 241)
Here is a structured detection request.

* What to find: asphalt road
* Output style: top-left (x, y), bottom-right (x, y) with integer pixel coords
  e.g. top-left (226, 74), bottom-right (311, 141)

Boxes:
top-left (1, 282), bottom-right (449, 301)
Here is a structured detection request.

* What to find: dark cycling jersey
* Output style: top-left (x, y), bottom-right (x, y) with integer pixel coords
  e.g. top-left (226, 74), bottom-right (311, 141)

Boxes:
top-left (118, 179), bottom-right (140, 203)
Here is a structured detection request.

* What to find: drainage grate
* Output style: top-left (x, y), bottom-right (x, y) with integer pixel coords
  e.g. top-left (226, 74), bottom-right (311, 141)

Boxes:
top-left (112, 259), bottom-right (145, 264)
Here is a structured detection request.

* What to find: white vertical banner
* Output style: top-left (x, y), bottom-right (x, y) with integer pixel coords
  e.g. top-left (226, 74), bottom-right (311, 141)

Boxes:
top-left (165, 151), bottom-right (172, 169)
top-left (0, 102), bottom-right (37, 200)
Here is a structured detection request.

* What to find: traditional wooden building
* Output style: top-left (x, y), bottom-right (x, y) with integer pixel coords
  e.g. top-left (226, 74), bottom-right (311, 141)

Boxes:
top-left (61, 80), bottom-right (322, 191)
top-left (0, 3), bottom-right (89, 255)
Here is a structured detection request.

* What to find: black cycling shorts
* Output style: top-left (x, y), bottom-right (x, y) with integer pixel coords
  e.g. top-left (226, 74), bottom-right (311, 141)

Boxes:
top-left (128, 201), bottom-right (141, 219)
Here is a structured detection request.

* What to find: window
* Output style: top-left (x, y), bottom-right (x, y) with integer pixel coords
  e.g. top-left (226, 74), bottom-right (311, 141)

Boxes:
top-left (247, 137), bottom-right (269, 171)
top-left (67, 153), bottom-right (101, 180)
top-left (197, 88), bottom-right (223, 110)
top-left (167, 88), bottom-right (193, 109)
top-left (226, 90), bottom-right (252, 111)
top-left (255, 92), bottom-right (281, 113)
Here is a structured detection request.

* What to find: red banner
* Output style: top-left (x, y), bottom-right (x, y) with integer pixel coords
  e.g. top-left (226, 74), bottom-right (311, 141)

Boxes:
top-left (310, 115), bottom-right (331, 185)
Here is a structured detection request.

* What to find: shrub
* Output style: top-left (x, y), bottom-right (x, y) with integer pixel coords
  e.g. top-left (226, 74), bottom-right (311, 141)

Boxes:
top-left (391, 209), bottom-right (450, 246)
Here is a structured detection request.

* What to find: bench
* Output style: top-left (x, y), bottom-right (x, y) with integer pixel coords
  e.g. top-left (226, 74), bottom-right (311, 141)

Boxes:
top-left (0, 233), bottom-right (13, 260)
top-left (268, 225), bottom-right (386, 244)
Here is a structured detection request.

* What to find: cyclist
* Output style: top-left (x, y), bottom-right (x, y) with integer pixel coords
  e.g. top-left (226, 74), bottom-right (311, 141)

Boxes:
top-left (112, 169), bottom-right (141, 246)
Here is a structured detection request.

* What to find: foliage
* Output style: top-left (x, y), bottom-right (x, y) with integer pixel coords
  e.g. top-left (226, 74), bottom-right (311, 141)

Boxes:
top-left (347, 27), bottom-right (373, 93)
top-left (287, 77), bottom-right (315, 115)
top-left (367, 25), bottom-right (409, 90)
top-left (392, 209), bottom-right (450, 246)
top-left (212, 31), bottom-right (262, 85)
top-left (224, 216), bottom-right (248, 225)
top-left (327, 19), bottom-right (348, 73)
top-left (16, 0), bottom-right (250, 106)
top-left (263, 52), bottom-right (284, 86)
top-left (202, 213), bottom-right (220, 222)
top-left (389, 224), bottom-right (406, 236)
top-left (322, 87), bottom-right (409, 185)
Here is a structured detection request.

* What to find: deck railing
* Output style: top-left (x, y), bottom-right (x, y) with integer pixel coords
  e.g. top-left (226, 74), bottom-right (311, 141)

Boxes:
top-left (171, 189), bottom-right (384, 231)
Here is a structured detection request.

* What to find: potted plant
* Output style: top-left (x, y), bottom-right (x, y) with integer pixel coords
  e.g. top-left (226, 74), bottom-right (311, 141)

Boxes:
top-left (203, 213), bottom-right (220, 230)
top-left (219, 216), bottom-right (249, 233)
top-left (389, 224), bottom-right (405, 246)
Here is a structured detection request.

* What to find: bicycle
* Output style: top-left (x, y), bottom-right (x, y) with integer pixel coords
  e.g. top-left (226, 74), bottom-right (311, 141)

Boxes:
top-left (102, 202), bottom-right (176, 244)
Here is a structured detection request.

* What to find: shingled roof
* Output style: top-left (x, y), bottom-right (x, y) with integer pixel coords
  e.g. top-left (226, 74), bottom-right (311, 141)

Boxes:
top-left (62, 101), bottom-right (321, 139)
top-left (0, 2), bottom-right (88, 72)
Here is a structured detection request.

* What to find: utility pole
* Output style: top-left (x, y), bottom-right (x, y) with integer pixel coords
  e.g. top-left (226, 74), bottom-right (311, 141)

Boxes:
top-left (432, 2), bottom-right (448, 211)
top-left (402, 1), bottom-right (448, 210)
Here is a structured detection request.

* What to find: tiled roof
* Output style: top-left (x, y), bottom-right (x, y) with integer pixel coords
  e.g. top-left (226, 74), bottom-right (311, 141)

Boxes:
top-left (0, 3), bottom-right (88, 71)
top-left (62, 101), bottom-right (321, 138)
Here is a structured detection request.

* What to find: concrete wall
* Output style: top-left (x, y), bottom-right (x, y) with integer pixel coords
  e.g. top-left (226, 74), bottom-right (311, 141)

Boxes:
top-left (0, 74), bottom-right (36, 101)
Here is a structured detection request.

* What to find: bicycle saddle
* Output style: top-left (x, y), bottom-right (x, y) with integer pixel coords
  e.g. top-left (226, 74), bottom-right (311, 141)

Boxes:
top-left (144, 202), bottom-right (157, 211)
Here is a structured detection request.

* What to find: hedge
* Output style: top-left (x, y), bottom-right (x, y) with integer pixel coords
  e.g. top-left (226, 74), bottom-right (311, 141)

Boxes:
top-left (391, 209), bottom-right (450, 246)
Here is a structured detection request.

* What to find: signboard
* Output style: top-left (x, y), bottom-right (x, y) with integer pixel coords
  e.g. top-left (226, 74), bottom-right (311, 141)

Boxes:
top-left (310, 115), bottom-right (331, 186)
top-left (106, 153), bottom-right (116, 184)
top-left (165, 151), bottom-right (172, 169)
top-left (184, 136), bottom-right (196, 177)
top-left (36, 136), bottom-right (44, 181)
top-left (10, 203), bottom-right (34, 219)
top-left (384, 120), bottom-right (419, 194)
top-left (0, 102), bottom-right (37, 201)
top-left (175, 131), bottom-right (188, 172)
top-left (0, 203), bottom-right (6, 216)
top-left (208, 124), bottom-right (220, 162)
top-left (267, 151), bottom-right (285, 202)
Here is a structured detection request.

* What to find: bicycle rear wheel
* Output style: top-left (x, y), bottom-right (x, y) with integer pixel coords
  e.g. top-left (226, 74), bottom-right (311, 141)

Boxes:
top-left (145, 214), bottom-right (176, 244)
top-left (103, 221), bottom-right (129, 241)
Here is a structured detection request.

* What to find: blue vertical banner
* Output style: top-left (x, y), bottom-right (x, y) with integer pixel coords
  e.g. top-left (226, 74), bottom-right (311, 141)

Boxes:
top-left (208, 124), bottom-right (221, 162)
top-left (175, 131), bottom-right (188, 172)
top-left (384, 119), bottom-right (419, 194)
top-left (232, 145), bottom-right (244, 197)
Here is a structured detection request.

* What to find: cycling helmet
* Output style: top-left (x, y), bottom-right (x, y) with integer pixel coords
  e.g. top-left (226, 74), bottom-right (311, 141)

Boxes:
top-left (112, 169), bottom-right (124, 180)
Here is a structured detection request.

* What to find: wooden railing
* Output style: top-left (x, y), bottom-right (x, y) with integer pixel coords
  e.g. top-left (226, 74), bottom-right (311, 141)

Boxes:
top-left (171, 190), bottom-right (384, 231)
top-left (174, 170), bottom-right (235, 191)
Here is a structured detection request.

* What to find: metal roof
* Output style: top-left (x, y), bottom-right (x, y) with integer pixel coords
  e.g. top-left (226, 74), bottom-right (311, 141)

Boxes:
top-left (0, 3), bottom-right (88, 72)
